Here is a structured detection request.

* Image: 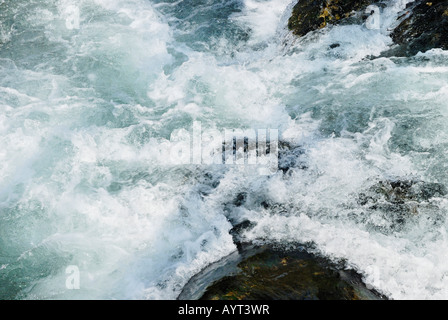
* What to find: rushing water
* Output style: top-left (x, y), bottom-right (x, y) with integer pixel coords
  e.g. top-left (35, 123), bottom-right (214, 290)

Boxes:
top-left (1, 0), bottom-right (448, 300)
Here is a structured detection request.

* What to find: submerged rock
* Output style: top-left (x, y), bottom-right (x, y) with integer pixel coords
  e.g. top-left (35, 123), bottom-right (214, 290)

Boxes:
top-left (356, 179), bottom-right (447, 233)
top-left (389, 0), bottom-right (448, 56)
top-left (179, 245), bottom-right (385, 300)
top-left (359, 179), bottom-right (447, 208)
top-left (288, 0), bottom-right (376, 37)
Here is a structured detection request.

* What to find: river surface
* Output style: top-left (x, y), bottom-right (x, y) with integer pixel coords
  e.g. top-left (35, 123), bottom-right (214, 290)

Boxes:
top-left (1, 0), bottom-right (448, 299)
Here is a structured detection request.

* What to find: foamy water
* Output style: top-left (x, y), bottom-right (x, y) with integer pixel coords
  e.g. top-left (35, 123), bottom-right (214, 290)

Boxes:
top-left (1, 0), bottom-right (448, 300)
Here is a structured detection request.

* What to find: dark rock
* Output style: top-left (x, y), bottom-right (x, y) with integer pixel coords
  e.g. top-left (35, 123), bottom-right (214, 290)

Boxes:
top-left (389, 0), bottom-right (448, 56)
top-left (288, 0), bottom-right (376, 37)
top-left (355, 179), bottom-right (447, 233)
top-left (229, 220), bottom-right (255, 252)
top-left (233, 192), bottom-right (247, 207)
top-left (278, 141), bottom-right (307, 173)
top-left (368, 179), bottom-right (447, 204)
top-left (178, 245), bottom-right (385, 300)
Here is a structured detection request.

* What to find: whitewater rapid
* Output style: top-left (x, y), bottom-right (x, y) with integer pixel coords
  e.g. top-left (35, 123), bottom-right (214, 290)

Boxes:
top-left (1, 0), bottom-right (448, 300)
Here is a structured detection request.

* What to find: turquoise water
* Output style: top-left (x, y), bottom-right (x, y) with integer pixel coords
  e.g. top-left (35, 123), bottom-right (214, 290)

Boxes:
top-left (1, 0), bottom-right (448, 299)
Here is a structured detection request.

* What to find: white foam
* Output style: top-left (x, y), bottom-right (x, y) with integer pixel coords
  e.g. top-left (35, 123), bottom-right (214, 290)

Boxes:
top-left (2, 0), bottom-right (448, 301)
top-left (232, 0), bottom-right (292, 43)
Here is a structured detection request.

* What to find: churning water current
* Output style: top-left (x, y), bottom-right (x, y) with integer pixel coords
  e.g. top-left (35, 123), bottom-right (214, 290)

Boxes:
top-left (1, 0), bottom-right (448, 299)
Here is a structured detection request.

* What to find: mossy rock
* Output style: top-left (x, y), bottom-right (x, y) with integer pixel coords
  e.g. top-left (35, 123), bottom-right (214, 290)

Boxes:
top-left (179, 246), bottom-right (384, 300)
top-left (288, 0), bottom-right (376, 37)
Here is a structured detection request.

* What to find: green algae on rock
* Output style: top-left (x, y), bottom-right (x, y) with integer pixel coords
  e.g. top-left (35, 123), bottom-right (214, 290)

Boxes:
top-left (179, 246), bottom-right (385, 300)
top-left (288, 0), bottom-right (376, 37)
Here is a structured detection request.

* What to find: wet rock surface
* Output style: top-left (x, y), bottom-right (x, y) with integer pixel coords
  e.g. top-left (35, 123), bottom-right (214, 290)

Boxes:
top-left (355, 179), bottom-right (447, 233)
top-left (178, 245), bottom-right (385, 300)
top-left (288, 0), bottom-right (376, 37)
top-left (389, 0), bottom-right (448, 56)
top-left (363, 179), bottom-right (447, 204)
